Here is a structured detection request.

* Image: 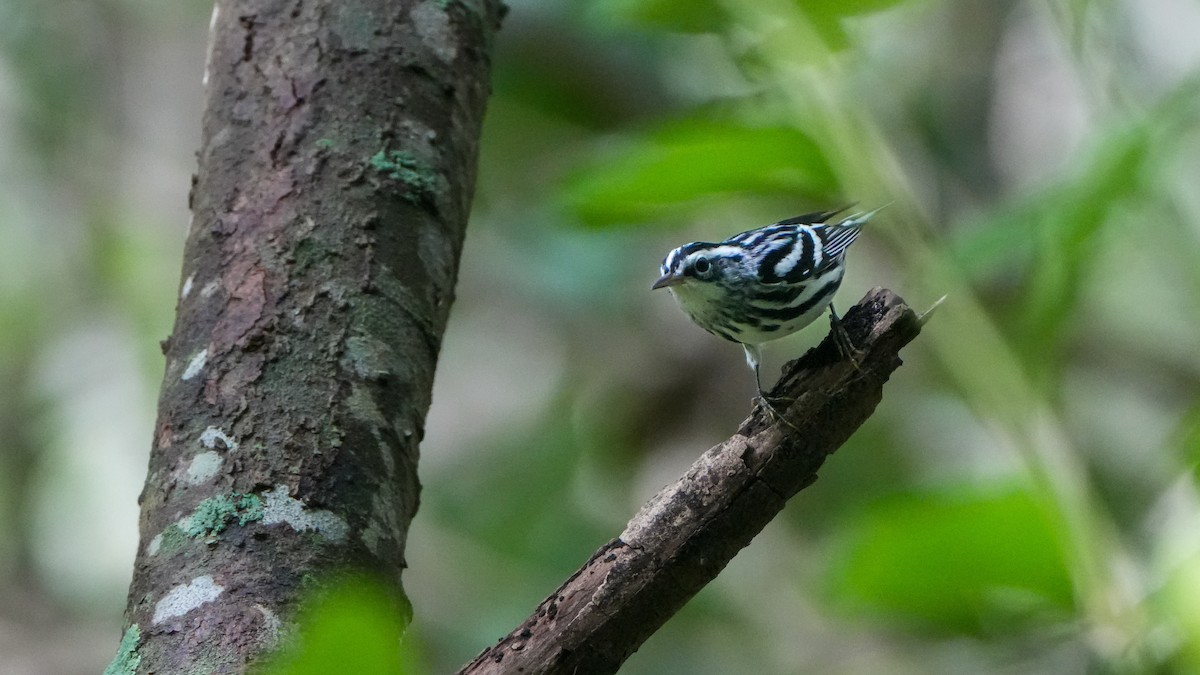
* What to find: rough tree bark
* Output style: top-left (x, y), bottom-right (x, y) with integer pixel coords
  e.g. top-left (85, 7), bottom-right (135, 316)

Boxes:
top-left (458, 288), bottom-right (924, 675)
top-left (107, 0), bottom-right (504, 672)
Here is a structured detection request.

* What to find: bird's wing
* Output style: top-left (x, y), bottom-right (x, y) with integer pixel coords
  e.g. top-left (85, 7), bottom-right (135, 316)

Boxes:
top-left (814, 221), bottom-right (862, 264)
top-left (756, 227), bottom-right (819, 285)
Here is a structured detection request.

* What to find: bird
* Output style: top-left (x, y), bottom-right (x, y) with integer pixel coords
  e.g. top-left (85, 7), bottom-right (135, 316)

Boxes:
top-left (651, 206), bottom-right (881, 404)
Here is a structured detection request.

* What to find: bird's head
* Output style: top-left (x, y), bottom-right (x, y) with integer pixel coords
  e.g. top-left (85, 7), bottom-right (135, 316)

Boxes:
top-left (651, 243), bottom-right (743, 291)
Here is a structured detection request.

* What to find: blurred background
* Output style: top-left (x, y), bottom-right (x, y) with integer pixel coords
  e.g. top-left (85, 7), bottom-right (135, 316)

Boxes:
top-left (3, 0), bottom-right (1200, 673)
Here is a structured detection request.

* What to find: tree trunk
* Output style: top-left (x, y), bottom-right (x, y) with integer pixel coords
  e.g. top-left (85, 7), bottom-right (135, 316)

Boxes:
top-left (109, 0), bottom-right (503, 671)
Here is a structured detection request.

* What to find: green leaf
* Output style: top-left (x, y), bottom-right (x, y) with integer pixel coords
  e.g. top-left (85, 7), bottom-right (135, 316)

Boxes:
top-left (592, 0), bottom-right (730, 34)
top-left (1022, 127), bottom-right (1151, 334)
top-left (592, 0), bottom-right (905, 38)
top-left (952, 107), bottom-right (1158, 279)
top-left (826, 486), bottom-right (1075, 635)
top-left (950, 76), bottom-right (1200, 375)
top-left (1156, 552), bottom-right (1200, 672)
top-left (564, 118), bottom-right (838, 226)
top-left (264, 577), bottom-right (421, 675)
top-left (794, 0), bottom-right (908, 50)
top-left (1170, 398), bottom-right (1200, 476)
top-left (490, 48), bottom-right (648, 130)
top-left (953, 122), bottom-right (1151, 296)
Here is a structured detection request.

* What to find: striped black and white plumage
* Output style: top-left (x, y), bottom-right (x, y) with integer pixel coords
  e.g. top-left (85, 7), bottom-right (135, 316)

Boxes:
top-left (652, 206), bottom-right (880, 395)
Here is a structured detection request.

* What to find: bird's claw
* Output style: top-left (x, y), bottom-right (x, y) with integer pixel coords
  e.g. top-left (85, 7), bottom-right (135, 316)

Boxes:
top-left (829, 307), bottom-right (863, 371)
top-left (754, 394), bottom-right (799, 431)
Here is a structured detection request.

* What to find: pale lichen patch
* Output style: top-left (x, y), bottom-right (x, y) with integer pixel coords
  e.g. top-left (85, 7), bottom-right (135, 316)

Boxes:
top-left (181, 274), bottom-right (195, 299)
top-left (344, 336), bottom-right (396, 381)
top-left (153, 575), bottom-right (223, 624)
top-left (380, 421), bottom-right (399, 478)
top-left (347, 383), bottom-right (388, 431)
top-left (361, 487), bottom-right (400, 557)
top-left (255, 604), bottom-right (284, 649)
top-left (262, 484), bottom-right (350, 543)
top-left (153, 521), bottom-right (191, 557)
top-left (148, 521), bottom-right (190, 557)
top-left (199, 426), bottom-right (239, 452)
top-left (182, 348), bottom-right (208, 381)
top-left (361, 520), bottom-right (383, 557)
top-left (362, 478), bottom-right (405, 557)
top-left (412, 1), bottom-right (457, 63)
top-left (200, 278), bottom-right (221, 298)
top-left (186, 450), bottom-right (223, 485)
top-left (203, 5), bottom-right (220, 87)
top-left (419, 225), bottom-right (455, 290)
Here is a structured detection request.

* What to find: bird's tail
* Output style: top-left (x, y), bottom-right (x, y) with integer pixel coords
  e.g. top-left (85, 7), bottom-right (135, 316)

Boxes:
top-left (820, 203), bottom-right (888, 258)
top-left (837, 203), bottom-right (890, 229)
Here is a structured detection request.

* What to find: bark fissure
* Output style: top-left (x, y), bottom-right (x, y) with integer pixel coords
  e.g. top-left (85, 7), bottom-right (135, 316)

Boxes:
top-left (116, 0), bottom-right (503, 672)
top-left (458, 287), bottom-right (922, 675)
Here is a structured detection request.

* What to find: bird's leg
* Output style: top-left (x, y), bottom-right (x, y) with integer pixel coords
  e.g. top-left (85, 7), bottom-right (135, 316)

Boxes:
top-left (744, 343), bottom-right (796, 429)
top-left (829, 304), bottom-right (862, 369)
top-left (744, 343), bottom-right (776, 411)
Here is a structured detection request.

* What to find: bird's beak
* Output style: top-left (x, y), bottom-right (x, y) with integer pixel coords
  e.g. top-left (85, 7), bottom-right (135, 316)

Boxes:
top-left (651, 273), bottom-right (684, 290)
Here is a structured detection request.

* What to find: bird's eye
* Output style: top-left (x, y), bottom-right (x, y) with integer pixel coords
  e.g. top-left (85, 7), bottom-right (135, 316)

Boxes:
top-left (693, 256), bottom-right (711, 275)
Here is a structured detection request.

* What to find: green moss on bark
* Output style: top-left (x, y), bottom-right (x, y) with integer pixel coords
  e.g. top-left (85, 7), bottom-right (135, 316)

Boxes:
top-left (102, 624), bottom-right (141, 675)
top-left (186, 493), bottom-right (265, 537)
top-left (368, 149), bottom-right (438, 203)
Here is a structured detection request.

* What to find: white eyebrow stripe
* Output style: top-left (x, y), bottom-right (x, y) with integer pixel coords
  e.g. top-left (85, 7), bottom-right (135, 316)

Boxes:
top-left (691, 245), bottom-right (744, 263)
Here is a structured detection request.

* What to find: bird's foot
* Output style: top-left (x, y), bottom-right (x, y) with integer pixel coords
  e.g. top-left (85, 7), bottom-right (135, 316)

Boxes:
top-left (829, 308), bottom-right (863, 371)
top-left (754, 393), bottom-right (799, 431)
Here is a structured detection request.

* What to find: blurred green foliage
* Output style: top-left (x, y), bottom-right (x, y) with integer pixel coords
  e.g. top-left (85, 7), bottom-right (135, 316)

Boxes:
top-left (565, 117), bottom-right (838, 226)
top-left (5, 0), bottom-right (1200, 673)
top-left (262, 577), bottom-right (421, 675)
top-left (827, 486), bottom-right (1074, 634)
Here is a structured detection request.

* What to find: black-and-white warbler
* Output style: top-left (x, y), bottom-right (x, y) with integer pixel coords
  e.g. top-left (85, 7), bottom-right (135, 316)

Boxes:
top-left (652, 207), bottom-right (881, 399)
